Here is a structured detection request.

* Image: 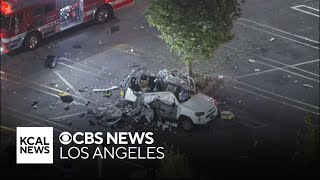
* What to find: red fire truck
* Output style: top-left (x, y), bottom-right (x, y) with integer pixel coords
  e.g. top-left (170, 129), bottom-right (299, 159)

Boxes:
top-left (0, 0), bottom-right (133, 54)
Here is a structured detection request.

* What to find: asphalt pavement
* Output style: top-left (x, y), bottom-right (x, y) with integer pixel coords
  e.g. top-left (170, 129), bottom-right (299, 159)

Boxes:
top-left (1, 1), bottom-right (319, 178)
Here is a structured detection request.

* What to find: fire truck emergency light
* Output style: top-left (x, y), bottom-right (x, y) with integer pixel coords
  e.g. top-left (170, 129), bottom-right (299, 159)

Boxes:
top-left (1, 1), bottom-right (13, 14)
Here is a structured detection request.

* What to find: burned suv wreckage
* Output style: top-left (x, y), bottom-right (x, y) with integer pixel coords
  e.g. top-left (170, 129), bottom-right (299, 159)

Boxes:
top-left (120, 68), bottom-right (220, 131)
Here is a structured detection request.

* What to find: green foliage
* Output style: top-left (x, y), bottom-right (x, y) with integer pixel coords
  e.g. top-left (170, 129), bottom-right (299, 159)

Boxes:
top-left (145, 0), bottom-right (243, 64)
top-left (296, 114), bottom-right (320, 161)
top-left (130, 146), bottom-right (192, 179)
top-left (293, 113), bottom-right (320, 179)
top-left (156, 146), bottom-right (192, 179)
top-left (223, 55), bottom-right (233, 64)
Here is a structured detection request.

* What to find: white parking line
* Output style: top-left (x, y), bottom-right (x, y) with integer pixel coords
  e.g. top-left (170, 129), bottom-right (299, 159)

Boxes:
top-left (113, 44), bottom-right (144, 57)
top-left (114, 48), bottom-right (142, 57)
top-left (235, 21), bottom-right (319, 49)
top-left (221, 50), bottom-right (320, 83)
top-left (59, 56), bottom-right (142, 70)
top-left (230, 85), bottom-right (320, 115)
top-left (58, 57), bottom-right (110, 74)
top-left (223, 45), bottom-right (319, 77)
top-left (235, 120), bottom-right (268, 129)
top-left (235, 80), bottom-right (319, 110)
top-left (49, 112), bottom-right (87, 121)
top-left (1, 76), bottom-right (58, 97)
top-left (236, 59), bottom-right (320, 79)
top-left (238, 18), bottom-right (319, 44)
top-left (3, 106), bottom-right (78, 132)
top-left (54, 70), bottom-right (83, 98)
top-left (291, 5), bottom-right (320, 17)
top-left (0, 71), bottom-right (93, 103)
top-left (2, 111), bottom-right (62, 132)
top-left (0, 76), bottom-right (85, 105)
top-left (57, 62), bottom-right (110, 81)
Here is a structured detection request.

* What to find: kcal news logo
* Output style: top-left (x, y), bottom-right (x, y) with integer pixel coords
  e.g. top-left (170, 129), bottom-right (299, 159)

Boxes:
top-left (16, 127), bottom-right (53, 164)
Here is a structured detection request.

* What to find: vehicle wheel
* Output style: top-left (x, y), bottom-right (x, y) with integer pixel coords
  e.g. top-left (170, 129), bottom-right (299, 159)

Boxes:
top-left (216, 109), bottom-right (221, 119)
top-left (180, 117), bottom-right (194, 131)
top-left (24, 32), bottom-right (41, 50)
top-left (94, 6), bottom-right (113, 23)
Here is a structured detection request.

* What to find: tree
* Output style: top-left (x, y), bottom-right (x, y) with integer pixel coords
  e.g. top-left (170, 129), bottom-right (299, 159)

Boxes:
top-left (293, 113), bottom-right (320, 179)
top-left (145, 0), bottom-right (243, 76)
top-left (129, 146), bottom-right (192, 179)
top-left (156, 147), bottom-right (192, 179)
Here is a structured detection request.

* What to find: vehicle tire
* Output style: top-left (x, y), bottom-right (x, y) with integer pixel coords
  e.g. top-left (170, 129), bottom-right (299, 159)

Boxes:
top-left (94, 5), bottom-right (113, 23)
top-left (23, 32), bottom-right (41, 50)
top-left (216, 109), bottom-right (221, 119)
top-left (180, 117), bottom-right (194, 131)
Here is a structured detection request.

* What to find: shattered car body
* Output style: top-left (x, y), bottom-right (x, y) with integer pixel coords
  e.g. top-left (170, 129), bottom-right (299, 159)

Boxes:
top-left (120, 68), bottom-right (220, 131)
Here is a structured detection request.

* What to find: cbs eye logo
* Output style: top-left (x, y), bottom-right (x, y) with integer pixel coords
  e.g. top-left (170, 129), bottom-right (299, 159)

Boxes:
top-left (59, 132), bottom-right (72, 145)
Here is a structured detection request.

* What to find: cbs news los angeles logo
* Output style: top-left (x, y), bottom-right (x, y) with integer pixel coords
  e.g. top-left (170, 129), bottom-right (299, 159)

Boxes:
top-left (16, 127), bottom-right (53, 164)
top-left (16, 127), bottom-right (165, 163)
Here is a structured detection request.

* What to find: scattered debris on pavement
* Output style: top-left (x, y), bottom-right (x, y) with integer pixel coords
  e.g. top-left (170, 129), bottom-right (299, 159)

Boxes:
top-left (96, 106), bottom-right (109, 115)
top-left (103, 90), bottom-right (112, 98)
top-left (79, 86), bottom-right (88, 92)
top-left (49, 103), bottom-right (55, 110)
top-left (37, 68), bottom-right (228, 133)
top-left (110, 109), bottom-right (122, 119)
top-left (157, 121), bottom-right (178, 131)
top-left (85, 101), bottom-right (91, 107)
top-left (58, 92), bottom-right (74, 103)
top-left (78, 113), bottom-right (86, 118)
top-left (87, 108), bottom-right (98, 116)
top-left (221, 111), bottom-right (235, 120)
top-left (111, 25), bottom-right (120, 33)
top-left (49, 83), bottom-right (58, 87)
top-left (31, 101), bottom-right (39, 107)
top-left (44, 55), bottom-right (57, 68)
top-left (93, 86), bottom-right (118, 92)
top-left (303, 84), bottom-right (313, 88)
top-left (102, 118), bottom-right (121, 127)
top-left (93, 86), bottom-right (118, 98)
top-left (64, 105), bottom-right (70, 111)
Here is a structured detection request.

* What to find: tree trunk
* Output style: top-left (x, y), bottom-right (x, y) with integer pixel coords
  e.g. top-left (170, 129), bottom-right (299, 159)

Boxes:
top-left (186, 61), bottom-right (193, 77)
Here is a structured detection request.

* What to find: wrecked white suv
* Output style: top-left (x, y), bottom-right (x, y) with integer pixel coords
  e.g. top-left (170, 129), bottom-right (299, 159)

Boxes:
top-left (120, 69), bottom-right (220, 131)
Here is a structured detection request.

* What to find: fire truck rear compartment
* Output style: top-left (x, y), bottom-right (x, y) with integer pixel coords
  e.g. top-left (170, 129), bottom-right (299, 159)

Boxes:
top-left (60, 0), bottom-right (83, 30)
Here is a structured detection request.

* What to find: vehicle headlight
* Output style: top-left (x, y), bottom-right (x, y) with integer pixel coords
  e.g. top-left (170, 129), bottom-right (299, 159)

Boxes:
top-left (195, 112), bottom-right (205, 117)
top-left (0, 44), bottom-right (4, 53)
